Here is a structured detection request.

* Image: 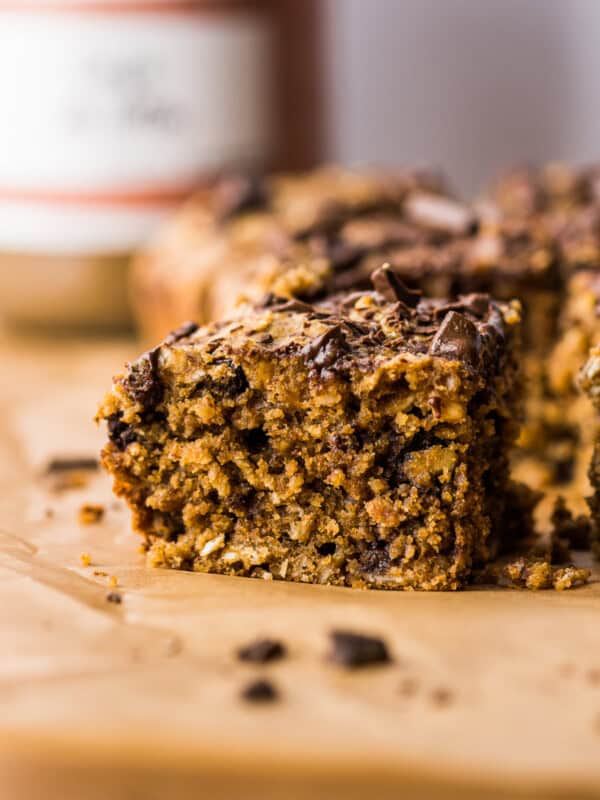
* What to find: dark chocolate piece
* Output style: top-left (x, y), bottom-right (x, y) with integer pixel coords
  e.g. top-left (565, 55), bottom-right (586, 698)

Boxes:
top-left (164, 321), bottom-right (199, 345)
top-left (301, 324), bottom-right (347, 371)
top-left (46, 457), bottom-right (99, 473)
top-left (328, 630), bottom-right (391, 668)
top-left (237, 638), bottom-right (286, 664)
top-left (107, 412), bottom-right (137, 451)
top-left (214, 174), bottom-right (268, 222)
top-left (429, 311), bottom-right (480, 365)
top-left (124, 348), bottom-right (162, 411)
top-left (241, 678), bottom-right (278, 703)
top-left (370, 264), bottom-right (421, 307)
top-left (106, 591), bottom-right (122, 604)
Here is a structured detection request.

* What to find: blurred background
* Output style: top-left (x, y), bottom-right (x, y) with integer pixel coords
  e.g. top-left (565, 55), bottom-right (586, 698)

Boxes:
top-left (2, 0), bottom-right (600, 329)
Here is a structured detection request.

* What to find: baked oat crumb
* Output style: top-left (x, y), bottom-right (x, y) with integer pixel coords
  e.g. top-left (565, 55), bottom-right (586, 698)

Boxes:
top-left (109, 575), bottom-right (119, 588)
top-left (78, 503), bottom-right (104, 525)
top-left (552, 565), bottom-right (591, 591)
top-left (79, 552), bottom-right (92, 567)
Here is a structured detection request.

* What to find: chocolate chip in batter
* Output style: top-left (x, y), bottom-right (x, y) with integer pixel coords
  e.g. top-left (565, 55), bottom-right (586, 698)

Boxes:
top-left (241, 678), bottom-right (279, 703)
top-left (106, 591), bottom-right (122, 604)
top-left (301, 324), bottom-right (348, 371)
top-left (124, 347), bottom-right (163, 410)
top-left (371, 264), bottom-right (421, 307)
top-left (107, 412), bottom-right (138, 451)
top-left (328, 630), bottom-right (391, 668)
top-left (237, 638), bottom-right (286, 664)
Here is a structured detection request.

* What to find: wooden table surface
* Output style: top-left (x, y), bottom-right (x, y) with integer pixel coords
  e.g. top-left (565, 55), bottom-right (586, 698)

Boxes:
top-left (1, 330), bottom-right (600, 800)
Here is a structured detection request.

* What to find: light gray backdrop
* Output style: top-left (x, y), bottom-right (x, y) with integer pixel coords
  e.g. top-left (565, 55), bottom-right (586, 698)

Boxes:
top-left (325, 0), bottom-right (600, 194)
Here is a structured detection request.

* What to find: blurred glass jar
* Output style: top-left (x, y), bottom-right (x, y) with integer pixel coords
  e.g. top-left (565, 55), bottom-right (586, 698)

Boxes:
top-left (0, 0), bottom-right (321, 331)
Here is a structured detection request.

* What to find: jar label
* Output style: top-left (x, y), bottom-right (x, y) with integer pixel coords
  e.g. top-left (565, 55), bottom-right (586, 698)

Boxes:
top-left (0, 3), bottom-right (271, 252)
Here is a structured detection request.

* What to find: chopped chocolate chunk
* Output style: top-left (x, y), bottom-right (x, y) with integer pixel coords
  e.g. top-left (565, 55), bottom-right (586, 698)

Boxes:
top-left (429, 311), bottom-right (480, 365)
top-left (214, 173), bottom-right (268, 222)
top-left (328, 630), bottom-right (391, 668)
top-left (404, 192), bottom-right (477, 235)
top-left (164, 321), bottom-right (199, 345)
top-left (124, 348), bottom-right (162, 411)
top-left (106, 591), bottom-right (122, 604)
top-left (301, 324), bottom-right (348, 372)
top-left (237, 638), bottom-right (286, 664)
top-left (46, 457), bottom-right (99, 473)
top-left (107, 412), bottom-right (137, 451)
top-left (241, 678), bottom-right (278, 703)
top-left (370, 264), bottom-right (421, 307)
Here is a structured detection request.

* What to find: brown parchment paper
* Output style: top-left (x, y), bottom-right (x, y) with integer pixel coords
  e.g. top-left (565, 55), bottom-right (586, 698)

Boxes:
top-left (1, 331), bottom-right (600, 800)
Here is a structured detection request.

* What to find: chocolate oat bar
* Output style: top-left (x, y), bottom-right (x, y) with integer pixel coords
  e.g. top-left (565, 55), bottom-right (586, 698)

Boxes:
top-left (132, 166), bottom-right (558, 492)
top-left (486, 162), bottom-right (600, 492)
top-left (98, 273), bottom-right (522, 590)
top-left (129, 166), bottom-right (452, 341)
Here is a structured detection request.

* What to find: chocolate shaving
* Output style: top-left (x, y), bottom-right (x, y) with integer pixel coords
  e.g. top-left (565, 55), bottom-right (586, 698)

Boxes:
top-left (371, 264), bottom-right (421, 307)
top-left (434, 293), bottom-right (490, 318)
top-left (214, 173), bottom-right (268, 222)
top-left (46, 457), bottom-right (99, 473)
top-left (164, 321), bottom-right (199, 345)
top-left (429, 311), bottom-right (481, 365)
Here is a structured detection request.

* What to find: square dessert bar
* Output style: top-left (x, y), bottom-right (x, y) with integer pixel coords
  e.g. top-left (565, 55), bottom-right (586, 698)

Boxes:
top-left (129, 166), bottom-right (452, 341)
top-left (98, 270), bottom-right (522, 590)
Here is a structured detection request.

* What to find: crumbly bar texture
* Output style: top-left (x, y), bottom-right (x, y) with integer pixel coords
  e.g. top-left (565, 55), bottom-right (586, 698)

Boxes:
top-left (98, 278), bottom-right (523, 591)
top-left (579, 343), bottom-right (600, 557)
